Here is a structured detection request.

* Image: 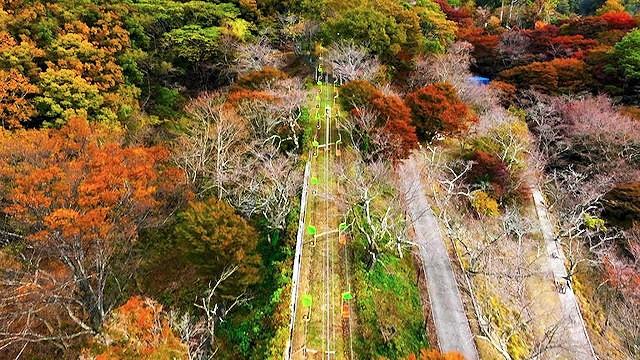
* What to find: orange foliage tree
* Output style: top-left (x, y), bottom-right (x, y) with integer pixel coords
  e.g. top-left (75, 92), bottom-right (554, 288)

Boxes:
top-left (0, 69), bottom-right (39, 129)
top-left (407, 349), bottom-right (466, 360)
top-left (497, 57), bottom-right (596, 94)
top-left (0, 116), bottom-right (184, 353)
top-left (549, 58), bottom-right (592, 93)
top-left (497, 61), bottom-right (558, 93)
top-left (234, 66), bottom-right (288, 89)
top-left (86, 296), bottom-right (188, 359)
top-left (405, 82), bottom-right (477, 140)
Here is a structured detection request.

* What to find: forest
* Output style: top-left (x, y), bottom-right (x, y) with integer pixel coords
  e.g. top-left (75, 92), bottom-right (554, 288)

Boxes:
top-left (0, 0), bottom-right (638, 359)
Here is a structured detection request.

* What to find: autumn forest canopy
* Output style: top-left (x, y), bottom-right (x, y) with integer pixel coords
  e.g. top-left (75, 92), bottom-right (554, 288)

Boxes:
top-left (0, 0), bottom-right (639, 359)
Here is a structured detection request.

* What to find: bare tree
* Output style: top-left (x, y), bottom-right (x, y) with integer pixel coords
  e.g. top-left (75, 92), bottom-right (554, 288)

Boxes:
top-left (176, 92), bottom-right (251, 198)
top-left (336, 155), bottom-right (411, 265)
top-left (0, 201), bottom-right (164, 355)
top-left (498, 31), bottom-right (531, 67)
top-left (171, 267), bottom-right (248, 360)
top-left (233, 37), bottom-right (284, 75)
top-left (339, 106), bottom-right (400, 162)
top-left (409, 42), bottom-right (498, 112)
top-left (526, 93), bottom-right (640, 272)
top-left (233, 77), bottom-right (306, 151)
top-left (176, 88), bottom-right (304, 234)
top-left (520, 91), bottom-right (570, 166)
top-left (525, 93), bottom-right (640, 168)
top-left (558, 95), bottom-right (640, 163)
top-left (227, 146), bottom-right (301, 234)
top-left (409, 42), bottom-right (474, 90)
top-left (323, 41), bottom-right (382, 83)
top-left (417, 148), bottom-right (571, 359)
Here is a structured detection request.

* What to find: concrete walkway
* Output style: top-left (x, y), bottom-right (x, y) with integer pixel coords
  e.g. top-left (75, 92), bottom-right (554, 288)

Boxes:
top-left (399, 157), bottom-right (479, 360)
top-left (531, 188), bottom-right (597, 360)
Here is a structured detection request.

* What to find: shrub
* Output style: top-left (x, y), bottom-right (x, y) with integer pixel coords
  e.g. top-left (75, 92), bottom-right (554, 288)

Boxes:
top-left (467, 150), bottom-right (511, 199)
top-left (472, 119), bottom-right (530, 171)
top-left (471, 190), bottom-right (501, 217)
top-left (353, 255), bottom-right (427, 358)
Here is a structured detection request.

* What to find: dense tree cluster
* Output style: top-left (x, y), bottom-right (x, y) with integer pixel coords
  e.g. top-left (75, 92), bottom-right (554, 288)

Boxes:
top-left (0, 116), bottom-right (183, 356)
top-left (449, 4), bottom-right (640, 103)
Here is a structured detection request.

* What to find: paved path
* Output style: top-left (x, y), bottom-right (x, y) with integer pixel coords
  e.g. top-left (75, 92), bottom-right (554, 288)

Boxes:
top-left (399, 157), bottom-right (479, 360)
top-left (531, 188), bottom-right (597, 360)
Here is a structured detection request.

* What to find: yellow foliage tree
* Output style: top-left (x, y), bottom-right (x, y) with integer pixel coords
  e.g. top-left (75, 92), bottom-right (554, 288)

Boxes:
top-left (597, 0), bottom-right (626, 14)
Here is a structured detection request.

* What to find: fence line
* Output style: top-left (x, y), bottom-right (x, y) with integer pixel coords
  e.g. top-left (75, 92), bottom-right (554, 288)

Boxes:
top-left (284, 160), bottom-right (312, 360)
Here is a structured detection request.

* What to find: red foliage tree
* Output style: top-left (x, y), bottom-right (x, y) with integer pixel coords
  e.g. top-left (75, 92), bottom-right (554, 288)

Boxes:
top-left (433, 0), bottom-right (473, 26)
top-left (601, 11), bottom-right (637, 30)
top-left (527, 25), bottom-right (598, 59)
top-left (373, 94), bottom-right (419, 159)
top-left (372, 93), bottom-right (411, 122)
top-left (405, 82), bottom-right (478, 140)
top-left (558, 13), bottom-right (635, 38)
top-left (459, 27), bottom-right (501, 75)
top-left (341, 80), bottom-right (418, 159)
top-left (559, 16), bottom-right (609, 37)
top-left (489, 80), bottom-right (517, 106)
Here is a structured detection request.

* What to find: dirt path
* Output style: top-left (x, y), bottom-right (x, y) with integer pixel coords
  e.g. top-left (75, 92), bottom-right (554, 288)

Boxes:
top-left (399, 157), bottom-right (479, 360)
top-left (531, 187), bottom-right (597, 360)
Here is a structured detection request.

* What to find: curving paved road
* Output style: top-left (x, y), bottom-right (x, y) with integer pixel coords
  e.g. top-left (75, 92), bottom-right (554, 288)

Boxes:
top-left (399, 157), bottom-right (479, 360)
